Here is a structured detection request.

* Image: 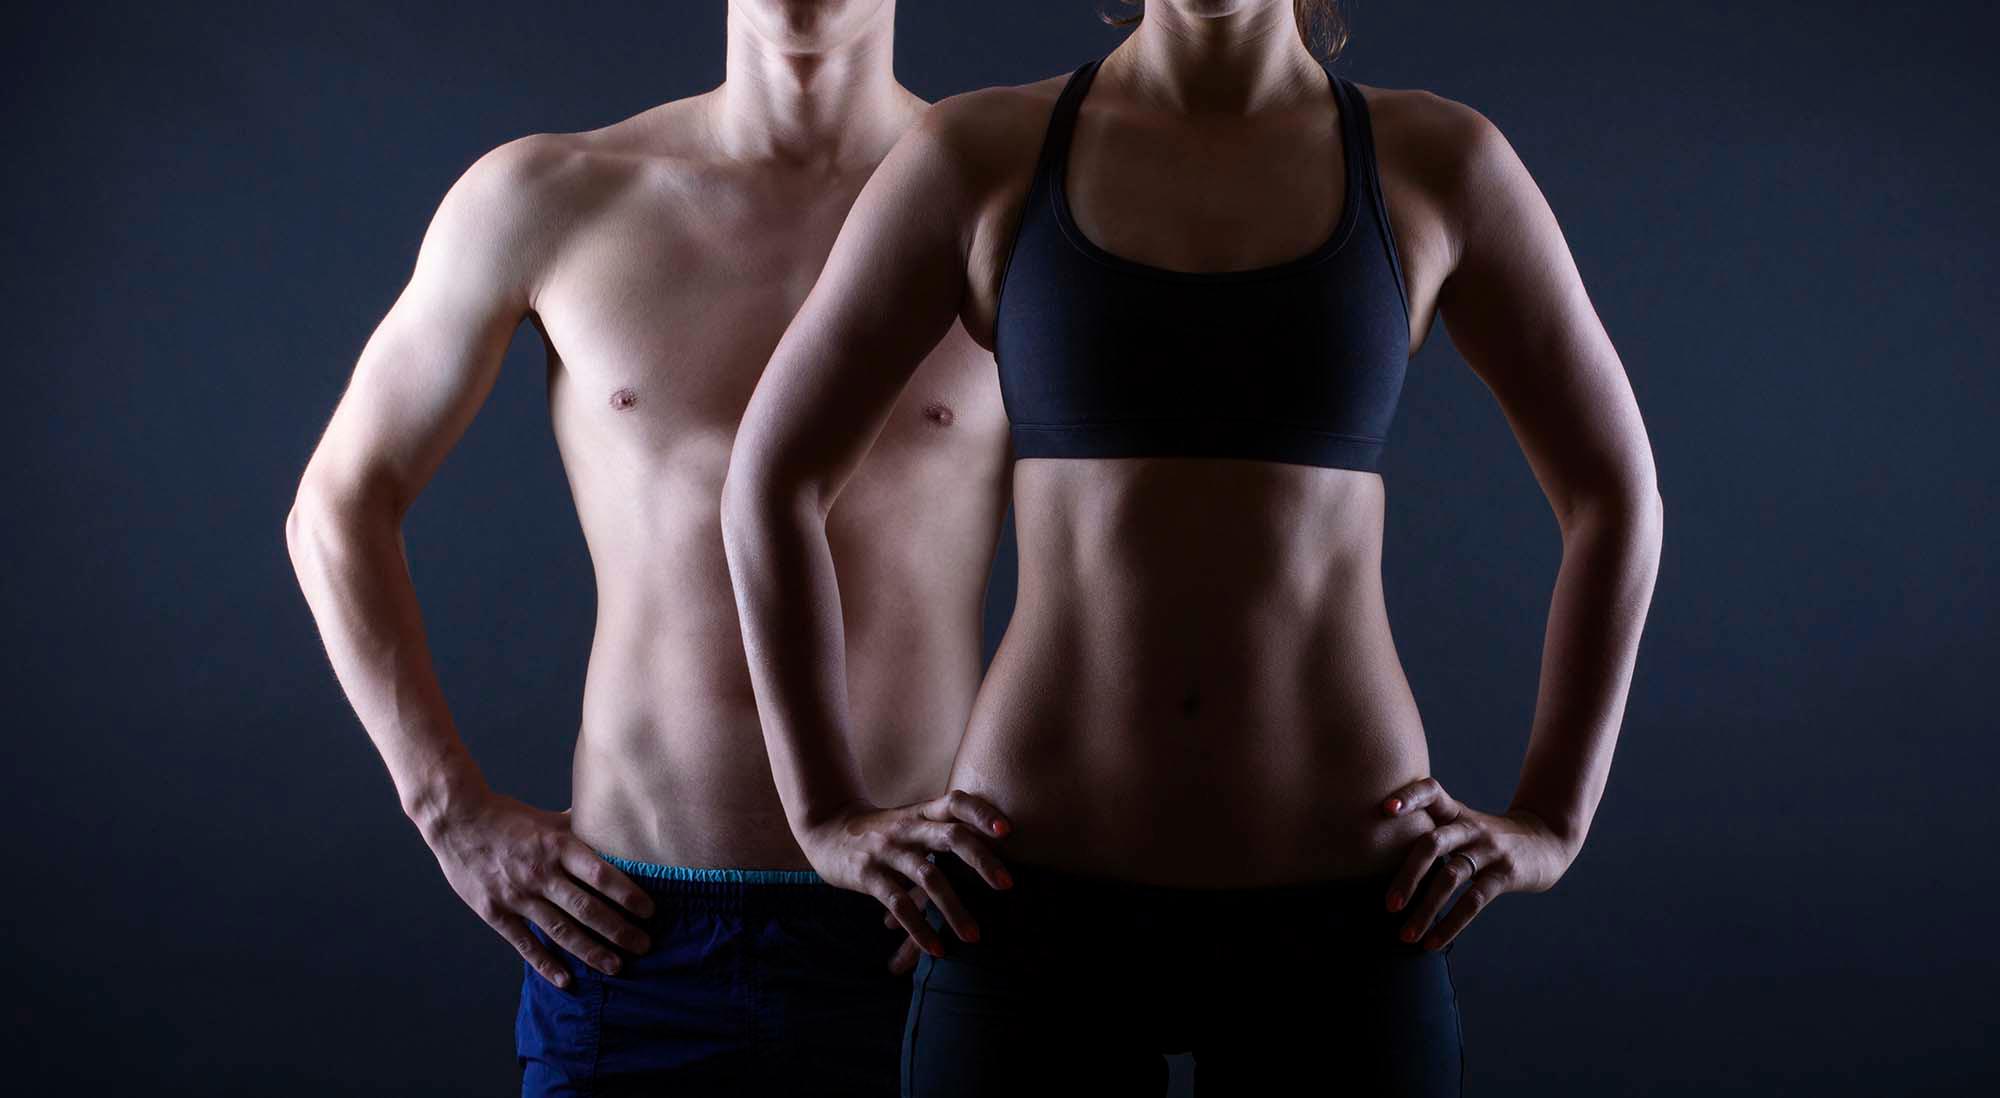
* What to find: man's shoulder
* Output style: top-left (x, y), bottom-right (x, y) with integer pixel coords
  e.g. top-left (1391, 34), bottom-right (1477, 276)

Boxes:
top-left (453, 95), bottom-right (725, 219)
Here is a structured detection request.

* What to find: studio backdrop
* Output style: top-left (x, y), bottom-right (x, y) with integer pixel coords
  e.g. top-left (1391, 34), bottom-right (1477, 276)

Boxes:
top-left (4, 1), bottom-right (1995, 1094)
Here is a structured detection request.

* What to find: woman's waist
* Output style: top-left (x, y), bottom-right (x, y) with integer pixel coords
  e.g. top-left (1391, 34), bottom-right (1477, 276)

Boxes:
top-left (950, 685), bottom-right (1433, 887)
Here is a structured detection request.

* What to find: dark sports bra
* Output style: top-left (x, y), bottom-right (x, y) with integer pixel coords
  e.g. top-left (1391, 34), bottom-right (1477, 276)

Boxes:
top-left (994, 58), bottom-right (1412, 472)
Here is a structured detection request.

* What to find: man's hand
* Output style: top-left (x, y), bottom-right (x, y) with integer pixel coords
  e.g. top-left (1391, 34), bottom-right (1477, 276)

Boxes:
top-left (1378, 776), bottom-right (1579, 951)
top-left (424, 791), bottom-right (655, 988)
top-left (800, 790), bottom-right (1014, 962)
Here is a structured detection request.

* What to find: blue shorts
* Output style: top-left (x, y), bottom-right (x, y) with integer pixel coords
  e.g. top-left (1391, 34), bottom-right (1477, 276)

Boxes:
top-left (516, 856), bottom-right (910, 1097)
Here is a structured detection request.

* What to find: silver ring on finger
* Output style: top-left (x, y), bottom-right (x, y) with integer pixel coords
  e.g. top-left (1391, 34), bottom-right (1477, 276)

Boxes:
top-left (1450, 851), bottom-right (1478, 875)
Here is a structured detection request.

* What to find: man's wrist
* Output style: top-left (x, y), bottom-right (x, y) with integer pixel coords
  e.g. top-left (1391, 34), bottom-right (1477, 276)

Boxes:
top-left (400, 754), bottom-right (489, 843)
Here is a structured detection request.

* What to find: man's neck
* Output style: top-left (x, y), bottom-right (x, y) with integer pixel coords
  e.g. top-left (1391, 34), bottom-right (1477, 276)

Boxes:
top-left (714, 5), bottom-right (909, 168)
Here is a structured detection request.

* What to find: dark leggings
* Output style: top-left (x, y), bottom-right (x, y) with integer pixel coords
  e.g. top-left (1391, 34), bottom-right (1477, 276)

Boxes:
top-left (902, 855), bottom-right (1465, 1097)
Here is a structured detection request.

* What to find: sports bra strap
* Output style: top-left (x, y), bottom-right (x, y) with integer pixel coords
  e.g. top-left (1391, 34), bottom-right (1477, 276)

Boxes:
top-left (1027, 60), bottom-right (1105, 200)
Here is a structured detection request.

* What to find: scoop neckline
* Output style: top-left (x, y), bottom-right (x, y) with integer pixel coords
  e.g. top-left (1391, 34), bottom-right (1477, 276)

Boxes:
top-left (1048, 57), bottom-right (1364, 284)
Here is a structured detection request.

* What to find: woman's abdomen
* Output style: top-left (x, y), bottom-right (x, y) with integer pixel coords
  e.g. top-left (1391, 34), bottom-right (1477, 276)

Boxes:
top-left (951, 458), bottom-right (1436, 886)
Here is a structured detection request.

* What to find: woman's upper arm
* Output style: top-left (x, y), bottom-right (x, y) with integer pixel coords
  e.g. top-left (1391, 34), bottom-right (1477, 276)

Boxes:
top-left (1433, 104), bottom-right (1660, 523)
top-left (732, 104), bottom-right (988, 510)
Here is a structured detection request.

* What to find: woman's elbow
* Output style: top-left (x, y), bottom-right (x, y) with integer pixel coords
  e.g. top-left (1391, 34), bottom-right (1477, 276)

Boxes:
top-left (719, 452), bottom-right (821, 554)
top-left (1556, 476), bottom-right (1664, 546)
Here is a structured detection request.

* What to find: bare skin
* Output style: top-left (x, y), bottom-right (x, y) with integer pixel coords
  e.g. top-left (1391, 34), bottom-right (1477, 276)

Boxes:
top-left (724, 0), bottom-right (1662, 959)
top-left (285, 0), bottom-right (1010, 989)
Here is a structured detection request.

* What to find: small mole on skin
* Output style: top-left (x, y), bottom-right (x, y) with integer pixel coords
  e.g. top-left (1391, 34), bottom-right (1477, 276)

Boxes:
top-left (922, 400), bottom-right (955, 427)
top-left (609, 387), bottom-right (638, 411)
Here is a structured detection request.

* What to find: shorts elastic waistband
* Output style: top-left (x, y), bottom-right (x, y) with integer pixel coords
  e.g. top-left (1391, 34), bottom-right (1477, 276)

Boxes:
top-left (600, 852), bottom-right (824, 886)
top-left (597, 852), bottom-right (851, 913)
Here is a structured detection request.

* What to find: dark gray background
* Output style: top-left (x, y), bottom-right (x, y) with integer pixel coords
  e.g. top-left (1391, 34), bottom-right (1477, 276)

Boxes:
top-left (5, 1), bottom-right (1995, 1093)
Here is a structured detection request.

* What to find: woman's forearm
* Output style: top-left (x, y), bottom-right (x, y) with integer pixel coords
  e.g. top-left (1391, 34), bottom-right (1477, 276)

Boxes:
top-left (718, 474), bottom-right (872, 834)
top-left (1506, 488), bottom-right (1665, 850)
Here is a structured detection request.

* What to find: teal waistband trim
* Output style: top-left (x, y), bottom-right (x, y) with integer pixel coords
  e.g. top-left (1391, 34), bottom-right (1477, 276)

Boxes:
top-left (598, 851), bottom-right (824, 886)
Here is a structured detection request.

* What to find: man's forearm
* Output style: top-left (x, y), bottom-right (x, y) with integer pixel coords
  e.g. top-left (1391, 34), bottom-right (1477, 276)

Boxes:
top-left (286, 484), bottom-right (488, 836)
top-left (719, 480), bottom-right (871, 833)
top-left (1506, 491), bottom-right (1664, 848)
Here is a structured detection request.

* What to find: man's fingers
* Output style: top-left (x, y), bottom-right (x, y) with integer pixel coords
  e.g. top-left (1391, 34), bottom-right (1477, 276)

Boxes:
top-left (864, 870), bottom-right (944, 958)
top-left (547, 877), bottom-right (651, 955)
top-left (1382, 776), bottom-right (1456, 820)
top-left (1386, 820), bottom-right (1480, 912)
top-left (908, 820), bottom-right (1013, 890)
top-left (922, 789), bottom-right (1011, 838)
top-left (888, 935), bottom-right (924, 975)
top-left (524, 899), bottom-right (624, 977)
top-left (561, 845), bottom-right (656, 919)
top-left (1424, 874), bottom-right (1502, 950)
top-left (492, 912), bottom-right (572, 990)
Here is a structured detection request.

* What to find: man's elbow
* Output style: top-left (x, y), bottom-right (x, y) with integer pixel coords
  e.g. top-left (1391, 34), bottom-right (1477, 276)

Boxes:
top-left (285, 469), bottom-right (397, 578)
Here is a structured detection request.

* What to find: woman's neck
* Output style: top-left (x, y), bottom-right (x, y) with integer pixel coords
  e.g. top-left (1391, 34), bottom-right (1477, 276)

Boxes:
top-left (1112, 1), bottom-right (1326, 114)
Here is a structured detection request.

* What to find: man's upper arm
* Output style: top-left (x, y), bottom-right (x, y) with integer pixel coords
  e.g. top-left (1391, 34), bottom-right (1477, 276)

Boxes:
top-left (1433, 103), bottom-right (1658, 521)
top-left (304, 137), bottom-right (571, 513)
top-left (731, 102), bottom-right (988, 511)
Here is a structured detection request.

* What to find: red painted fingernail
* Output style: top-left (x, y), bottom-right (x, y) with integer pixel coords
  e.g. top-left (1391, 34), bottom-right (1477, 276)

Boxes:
top-left (991, 819), bottom-right (1010, 836)
top-left (995, 869), bottom-right (1014, 890)
top-left (1387, 891), bottom-right (1404, 911)
top-left (1400, 926), bottom-right (1419, 943)
top-left (1387, 798), bottom-right (1403, 814)
top-left (1424, 936), bottom-right (1443, 951)
top-left (964, 926), bottom-right (980, 943)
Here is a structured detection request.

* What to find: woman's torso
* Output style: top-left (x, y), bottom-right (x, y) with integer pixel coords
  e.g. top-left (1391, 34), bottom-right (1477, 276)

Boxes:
top-left (949, 55), bottom-right (1445, 886)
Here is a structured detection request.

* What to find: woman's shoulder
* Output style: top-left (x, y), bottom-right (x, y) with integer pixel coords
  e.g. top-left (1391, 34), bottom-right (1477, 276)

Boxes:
top-left (902, 72), bottom-right (1078, 182)
top-left (1349, 81), bottom-right (1529, 211)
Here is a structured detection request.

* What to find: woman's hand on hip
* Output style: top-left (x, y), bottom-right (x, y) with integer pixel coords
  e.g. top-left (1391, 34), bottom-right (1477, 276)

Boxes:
top-left (1379, 776), bottom-right (1579, 950)
top-left (798, 790), bottom-right (1014, 959)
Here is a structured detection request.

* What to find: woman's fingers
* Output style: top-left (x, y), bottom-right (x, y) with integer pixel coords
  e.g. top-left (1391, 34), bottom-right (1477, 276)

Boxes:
top-left (888, 934), bottom-right (925, 975)
top-left (1424, 872), bottom-right (1503, 950)
top-left (1386, 820), bottom-right (1482, 912)
top-left (862, 868), bottom-right (944, 958)
top-left (922, 789), bottom-right (1012, 838)
top-left (524, 898), bottom-right (624, 976)
top-left (1399, 844), bottom-right (1489, 943)
top-left (889, 850), bottom-right (979, 944)
top-left (884, 885), bottom-right (928, 929)
top-left (491, 912), bottom-right (572, 989)
top-left (1382, 776), bottom-right (1458, 821)
top-left (906, 819), bottom-right (1013, 890)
